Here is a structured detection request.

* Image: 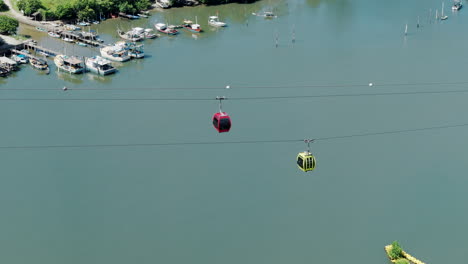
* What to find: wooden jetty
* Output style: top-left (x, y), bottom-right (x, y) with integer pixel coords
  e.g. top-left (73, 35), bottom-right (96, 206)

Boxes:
top-left (21, 41), bottom-right (58, 57)
top-left (385, 244), bottom-right (426, 264)
top-left (11, 49), bottom-right (47, 61)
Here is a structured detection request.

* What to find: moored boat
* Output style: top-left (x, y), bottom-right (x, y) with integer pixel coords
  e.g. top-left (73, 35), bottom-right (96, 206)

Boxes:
top-left (12, 54), bottom-right (28, 64)
top-left (48, 31), bottom-right (60, 38)
top-left (155, 23), bottom-right (179, 35)
top-left (62, 37), bottom-right (74, 43)
top-left (452, 0), bottom-right (462, 10)
top-left (182, 18), bottom-right (202, 33)
top-left (85, 56), bottom-right (116, 75)
top-left (144, 28), bottom-right (158, 39)
top-left (116, 42), bottom-right (145, 59)
top-left (30, 57), bottom-right (49, 71)
top-left (117, 29), bottom-right (144, 42)
top-left (100, 44), bottom-right (131, 62)
top-left (208, 16), bottom-right (227, 27)
top-left (54, 54), bottom-right (84, 74)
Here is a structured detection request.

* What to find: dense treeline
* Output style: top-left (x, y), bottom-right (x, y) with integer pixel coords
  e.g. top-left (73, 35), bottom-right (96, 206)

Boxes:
top-left (0, 15), bottom-right (19, 34)
top-left (17, 0), bottom-right (152, 21)
top-left (171, 0), bottom-right (257, 7)
top-left (16, 0), bottom-right (258, 21)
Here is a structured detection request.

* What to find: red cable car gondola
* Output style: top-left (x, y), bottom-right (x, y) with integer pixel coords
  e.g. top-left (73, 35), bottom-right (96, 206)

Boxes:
top-left (213, 96), bottom-right (231, 133)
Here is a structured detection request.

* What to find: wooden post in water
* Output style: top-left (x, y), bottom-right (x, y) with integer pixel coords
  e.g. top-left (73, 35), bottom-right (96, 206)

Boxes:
top-left (275, 31), bottom-right (279, 48)
top-left (292, 24), bottom-right (296, 44)
top-left (417, 16), bottom-right (420, 28)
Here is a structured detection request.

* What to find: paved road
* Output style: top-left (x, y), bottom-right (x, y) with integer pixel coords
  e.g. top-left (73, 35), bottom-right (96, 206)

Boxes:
top-left (3, 0), bottom-right (42, 27)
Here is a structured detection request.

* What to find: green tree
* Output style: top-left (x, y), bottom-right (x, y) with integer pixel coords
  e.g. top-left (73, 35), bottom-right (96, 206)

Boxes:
top-left (118, 2), bottom-right (135, 14)
top-left (54, 3), bottom-right (75, 20)
top-left (77, 6), bottom-right (96, 21)
top-left (389, 241), bottom-right (404, 260)
top-left (17, 0), bottom-right (42, 16)
top-left (0, 15), bottom-right (19, 34)
top-left (135, 0), bottom-right (151, 11)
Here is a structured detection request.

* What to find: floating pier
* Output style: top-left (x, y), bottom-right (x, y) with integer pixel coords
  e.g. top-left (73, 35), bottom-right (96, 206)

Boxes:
top-left (385, 244), bottom-right (426, 264)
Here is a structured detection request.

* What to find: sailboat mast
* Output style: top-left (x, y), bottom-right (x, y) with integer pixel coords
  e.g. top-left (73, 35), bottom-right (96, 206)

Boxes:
top-left (405, 23), bottom-right (408, 35)
top-left (442, 2), bottom-right (444, 16)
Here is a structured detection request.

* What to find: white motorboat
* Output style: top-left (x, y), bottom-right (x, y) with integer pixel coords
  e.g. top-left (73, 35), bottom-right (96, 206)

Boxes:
top-left (100, 44), bottom-right (131, 62)
top-left (208, 16), bottom-right (227, 27)
top-left (117, 29), bottom-right (144, 42)
top-left (452, 0), bottom-right (462, 10)
top-left (54, 54), bottom-right (84, 74)
top-left (85, 56), bottom-right (116, 75)
top-left (144, 28), bottom-right (157, 39)
top-left (62, 37), bottom-right (74, 43)
top-left (48, 31), bottom-right (60, 38)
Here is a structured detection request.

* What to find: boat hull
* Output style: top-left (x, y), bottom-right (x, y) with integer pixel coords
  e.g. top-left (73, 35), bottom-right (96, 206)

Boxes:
top-left (86, 64), bottom-right (116, 75)
top-left (100, 49), bottom-right (131, 62)
top-left (182, 26), bottom-right (202, 33)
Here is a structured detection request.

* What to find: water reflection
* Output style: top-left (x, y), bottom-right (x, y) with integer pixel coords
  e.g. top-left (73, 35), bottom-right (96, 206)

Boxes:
top-left (306, 0), bottom-right (353, 31)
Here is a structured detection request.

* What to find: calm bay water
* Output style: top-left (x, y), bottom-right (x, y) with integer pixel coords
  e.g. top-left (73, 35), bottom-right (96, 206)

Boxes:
top-left (1, 0), bottom-right (468, 263)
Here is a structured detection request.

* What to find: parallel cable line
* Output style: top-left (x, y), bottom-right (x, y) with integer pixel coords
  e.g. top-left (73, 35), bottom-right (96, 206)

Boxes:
top-left (1, 122), bottom-right (467, 150)
top-left (2, 88), bottom-right (468, 101)
top-left (2, 80), bottom-right (468, 91)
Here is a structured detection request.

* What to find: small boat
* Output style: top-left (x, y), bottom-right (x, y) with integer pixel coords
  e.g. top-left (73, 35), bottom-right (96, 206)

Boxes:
top-left (138, 14), bottom-right (148, 18)
top-left (30, 57), bottom-right (49, 70)
top-left (35, 27), bottom-right (47, 32)
top-left (92, 21), bottom-right (100, 24)
top-left (64, 24), bottom-right (81, 31)
top-left (100, 44), bottom-right (131, 62)
top-left (12, 54), bottom-right (28, 64)
top-left (441, 2), bottom-right (449, 20)
top-left (116, 42), bottom-right (145, 59)
top-left (78, 21), bottom-right (90, 26)
top-left (85, 56), bottom-right (116, 75)
top-left (452, 0), bottom-right (462, 10)
top-left (77, 42), bottom-right (88, 47)
top-left (54, 54), bottom-right (84, 74)
top-left (253, 11), bottom-right (277, 19)
top-left (48, 31), bottom-right (60, 38)
top-left (155, 23), bottom-right (179, 35)
top-left (62, 37), bottom-right (74, 43)
top-left (38, 51), bottom-right (49, 57)
top-left (143, 28), bottom-right (157, 39)
top-left (117, 29), bottom-right (143, 42)
top-left (208, 16), bottom-right (227, 27)
top-left (128, 44), bottom-right (144, 59)
top-left (182, 18), bottom-right (202, 33)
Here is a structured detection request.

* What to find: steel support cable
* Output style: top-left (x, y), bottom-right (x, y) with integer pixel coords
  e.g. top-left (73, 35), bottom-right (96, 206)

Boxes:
top-left (1, 88), bottom-right (468, 101)
top-left (1, 122), bottom-right (467, 150)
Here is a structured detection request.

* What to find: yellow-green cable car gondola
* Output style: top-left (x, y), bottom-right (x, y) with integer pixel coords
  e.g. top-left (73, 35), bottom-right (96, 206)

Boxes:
top-left (297, 139), bottom-right (316, 172)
